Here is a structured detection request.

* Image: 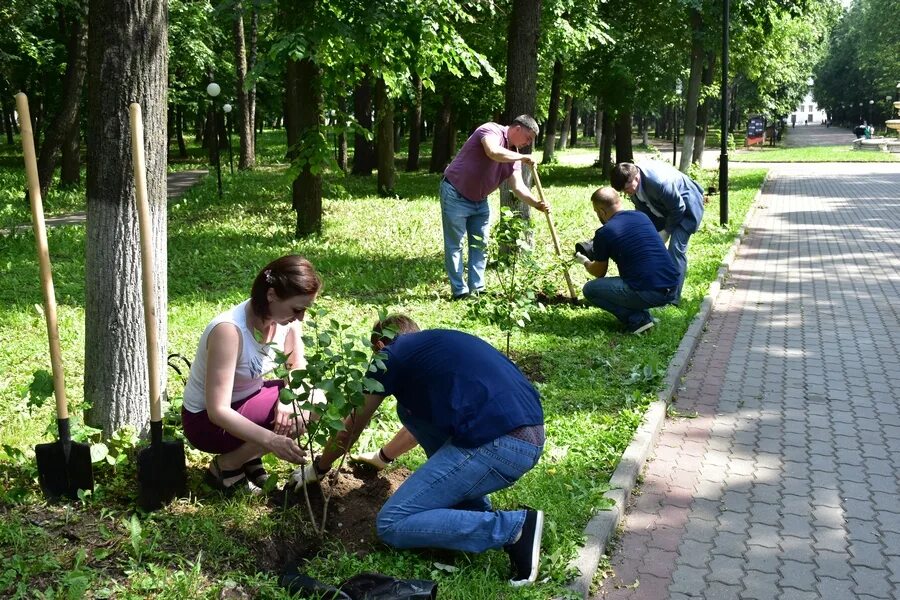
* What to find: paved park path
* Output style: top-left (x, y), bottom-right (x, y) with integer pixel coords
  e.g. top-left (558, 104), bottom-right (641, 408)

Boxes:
top-left (8, 169), bottom-right (207, 231)
top-left (783, 123), bottom-right (856, 147)
top-left (594, 157), bottom-right (900, 599)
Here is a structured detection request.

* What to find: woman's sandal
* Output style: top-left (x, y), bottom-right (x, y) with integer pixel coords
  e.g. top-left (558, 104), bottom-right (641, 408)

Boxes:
top-left (243, 457), bottom-right (269, 492)
top-left (204, 456), bottom-right (247, 494)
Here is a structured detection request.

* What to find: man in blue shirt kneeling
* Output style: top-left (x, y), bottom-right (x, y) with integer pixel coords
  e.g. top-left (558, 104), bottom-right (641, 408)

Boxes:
top-left (575, 187), bottom-right (681, 334)
top-left (292, 315), bottom-right (546, 586)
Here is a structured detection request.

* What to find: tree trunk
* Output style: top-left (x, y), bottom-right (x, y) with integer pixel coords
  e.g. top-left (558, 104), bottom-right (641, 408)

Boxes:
top-left (37, 7), bottom-right (88, 200)
top-left (85, 0), bottom-right (167, 437)
top-left (678, 9), bottom-right (705, 173)
top-left (569, 101), bottom-right (578, 146)
top-left (405, 71), bottom-right (422, 172)
top-left (352, 71), bottom-right (375, 175)
top-left (285, 52), bottom-right (323, 236)
top-left (60, 107), bottom-right (80, 186)
top-left (247, 5), bottom-right (258, 150)
top-left (233, 1), bottom-right (254, 169)
top-left (614, 110), bottom-right (634, 164)
top-left (500, 0), bottom-right (541, 222)
top-left (600, 110), bottom-right (614, 177)
top-left (541, 59), bottom-right (563, 164)
top-left (429, 92), bottom-right (453, 173)
top-left (692, 52), bottom-right (715, 165)
top-left (2, 98), bottom-right (14, 144)
top-left (337, 96), bottom-right (348, 172)
top-left (176, 104), bottom-right (187, 158)
top-left (557, 94), bottom-right (573, 150)
top-left (375, 77), bottom-right (395, 197)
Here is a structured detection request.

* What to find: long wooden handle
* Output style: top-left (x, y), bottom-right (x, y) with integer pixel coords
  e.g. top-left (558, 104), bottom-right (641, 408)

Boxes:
top-left (530, 164), bottom-right (577, 300)
top-left (17, 93), bottom-right (68, 420)
top-left (130, 103), bottom-right (162, 423)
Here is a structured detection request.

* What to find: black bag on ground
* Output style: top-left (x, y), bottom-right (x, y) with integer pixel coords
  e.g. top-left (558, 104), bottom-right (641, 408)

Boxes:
top-left (575, 239), bottom-right (595, 260)
top-left (279, 564), bottom-right (437, 600)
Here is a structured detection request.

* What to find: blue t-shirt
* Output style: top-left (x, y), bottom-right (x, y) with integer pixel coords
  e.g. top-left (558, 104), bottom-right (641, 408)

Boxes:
top-left (592, 210), bottom-right (680, 291)
top-left (370, 329), bottom-right (543, 448)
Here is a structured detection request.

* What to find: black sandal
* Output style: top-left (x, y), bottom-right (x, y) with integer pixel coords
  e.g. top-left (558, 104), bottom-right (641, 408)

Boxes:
top-left (243, 457), bottom-right (269, 490)
top-left (204, 456), bottom-right (247, 494)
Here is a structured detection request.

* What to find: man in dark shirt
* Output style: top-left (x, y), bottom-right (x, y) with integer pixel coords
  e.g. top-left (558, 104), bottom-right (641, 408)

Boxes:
top-left (292, 315), bottom-right (546, 586)
top-left (575, 187), bottom-right (680, 334)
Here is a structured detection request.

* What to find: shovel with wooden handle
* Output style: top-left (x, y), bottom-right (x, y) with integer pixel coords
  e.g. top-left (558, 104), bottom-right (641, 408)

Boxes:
top-left (17, 92), bottom-right (94, 500)
top-left (130, 103), bottom-right (187, 511)
top-left (530, 164), bottom-right (577, 301)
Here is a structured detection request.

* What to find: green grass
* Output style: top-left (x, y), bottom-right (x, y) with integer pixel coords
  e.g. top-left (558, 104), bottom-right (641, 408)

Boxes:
top-left (0, 128), bottom-right (765, 598)
top-left (731, 143), bottom-right (899, 162)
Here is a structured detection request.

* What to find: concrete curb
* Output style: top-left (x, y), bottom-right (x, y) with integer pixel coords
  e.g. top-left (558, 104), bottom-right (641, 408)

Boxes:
top-left (566, 171), bottom-right (773, 599)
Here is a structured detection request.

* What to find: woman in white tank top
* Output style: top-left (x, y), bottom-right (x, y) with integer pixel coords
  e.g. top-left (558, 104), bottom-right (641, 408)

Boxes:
top-left (181, 255), bottom-right (321, 492)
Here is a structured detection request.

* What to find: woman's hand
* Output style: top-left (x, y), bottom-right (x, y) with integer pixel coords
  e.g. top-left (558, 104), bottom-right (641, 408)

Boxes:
top-left (267, 433), bottom-right (306, 464)
top-left (272, 402), bottom-right (307, 437)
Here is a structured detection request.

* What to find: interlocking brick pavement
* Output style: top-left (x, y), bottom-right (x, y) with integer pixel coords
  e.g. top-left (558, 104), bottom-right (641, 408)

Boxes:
top-left (593, 163), bottom-right (900, 599)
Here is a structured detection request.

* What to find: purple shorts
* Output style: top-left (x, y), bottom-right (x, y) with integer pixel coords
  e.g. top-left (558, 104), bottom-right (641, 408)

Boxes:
top-left (182, 380), bottom-right (283, 454)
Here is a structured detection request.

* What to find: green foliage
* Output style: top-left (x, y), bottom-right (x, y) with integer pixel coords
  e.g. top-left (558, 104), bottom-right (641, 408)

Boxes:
top-left (468, 207), bottom-right (544, 356)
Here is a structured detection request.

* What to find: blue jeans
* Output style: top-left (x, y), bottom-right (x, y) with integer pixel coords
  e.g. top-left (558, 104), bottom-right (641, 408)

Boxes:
top-left (583, 277), bottom-right (675, 328)
top-left (376, 410), bottom-right (543, 553)
top-left (668, 224), bottom-right (692, 301)
top-left (440, 179), bottom-right (490, 296)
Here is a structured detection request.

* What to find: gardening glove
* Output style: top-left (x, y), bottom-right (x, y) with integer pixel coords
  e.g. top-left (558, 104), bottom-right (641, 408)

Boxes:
top-left (291, 460), bottom-right (329, 491)
top-left (659, 230), bottom-right (671, 244)
top-left (350, 449), bottom-right (389, 471)
top-left (574, 252), bottom-right (591, 266)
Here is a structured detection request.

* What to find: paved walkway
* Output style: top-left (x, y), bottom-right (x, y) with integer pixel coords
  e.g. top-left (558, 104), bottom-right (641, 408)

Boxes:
top-left (783, 123), bottom-right (856, 147)
top-left (594, 162), bottom-right (900, 599)
top-left (9, 169), bottom-right (207, 231)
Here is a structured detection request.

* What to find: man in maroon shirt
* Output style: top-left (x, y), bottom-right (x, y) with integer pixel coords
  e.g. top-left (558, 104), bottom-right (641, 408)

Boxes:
top-left (440, 116), bottom-right (549, 299)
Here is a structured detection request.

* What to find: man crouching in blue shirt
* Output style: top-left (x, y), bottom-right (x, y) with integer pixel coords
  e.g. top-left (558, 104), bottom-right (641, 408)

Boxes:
top-left (574, 187), bottom-right (681, 334)
top-left (292, 314), bottom-right (546, 586)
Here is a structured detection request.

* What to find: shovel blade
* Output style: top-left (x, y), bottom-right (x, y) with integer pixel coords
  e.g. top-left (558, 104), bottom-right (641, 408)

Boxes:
top-left (35, 439), bottom-right (94, 501)
top-left (137, 438), bottom-right (187, 511)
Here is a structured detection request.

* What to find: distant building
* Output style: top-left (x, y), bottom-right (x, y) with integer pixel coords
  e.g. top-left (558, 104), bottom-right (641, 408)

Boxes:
top-left (790, 92), bottom-right (828, 124)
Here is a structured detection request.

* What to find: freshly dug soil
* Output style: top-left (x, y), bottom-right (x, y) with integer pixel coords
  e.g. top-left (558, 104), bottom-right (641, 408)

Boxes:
top-left (262, 463), bottom-right (413, 568)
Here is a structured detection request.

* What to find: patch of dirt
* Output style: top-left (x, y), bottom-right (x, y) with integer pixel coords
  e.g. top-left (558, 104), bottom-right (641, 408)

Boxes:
top-left (535, 291), bottom-right (585, 307)
top-left (261, 463), bottom-right (412, 569)
top-left (508, 351), bottom-right (546, 383)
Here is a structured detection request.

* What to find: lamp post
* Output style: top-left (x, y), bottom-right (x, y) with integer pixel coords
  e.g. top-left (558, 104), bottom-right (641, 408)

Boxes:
top-left (673, 78), bottom-right (682, 166)
top-left (206, 82), bottom-right (223, 198)
top-left (223, 103), bottom-right (234, 174)
top-left (869, 99), bottom-right (874, 126)
top-left (719, 0), bottom-right (730, 225)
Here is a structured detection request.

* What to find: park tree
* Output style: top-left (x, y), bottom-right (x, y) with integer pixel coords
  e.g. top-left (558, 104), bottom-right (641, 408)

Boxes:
top-left (231, 0), bottom-right (255, 168)
top-left (83, 0), bottom-right (168, 436)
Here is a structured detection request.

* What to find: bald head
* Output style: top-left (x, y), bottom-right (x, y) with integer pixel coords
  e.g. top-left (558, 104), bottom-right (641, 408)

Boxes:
top-left (591, 187), bottom-right (622, 224)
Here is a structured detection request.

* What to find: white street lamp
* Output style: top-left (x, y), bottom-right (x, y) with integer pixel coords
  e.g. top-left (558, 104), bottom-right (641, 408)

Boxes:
top-left (206, 82), bottom-right (221, 98)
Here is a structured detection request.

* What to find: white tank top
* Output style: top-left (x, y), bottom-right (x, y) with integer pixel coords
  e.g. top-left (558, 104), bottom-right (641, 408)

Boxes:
top-left (182, 300), bottom-right (294, 413)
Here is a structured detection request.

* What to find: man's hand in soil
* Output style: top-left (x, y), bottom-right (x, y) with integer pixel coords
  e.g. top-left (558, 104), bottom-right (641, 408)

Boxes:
top-left (291, 459), bottom-right (330, 491)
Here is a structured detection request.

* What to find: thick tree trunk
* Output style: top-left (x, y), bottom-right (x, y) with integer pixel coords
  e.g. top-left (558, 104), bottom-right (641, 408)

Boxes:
top-left (557, 94), bottom-right (573, 150)
top-left (85, 0), bottom-right (167, 437)
top-left (678, 9), bottom-right (705, 173)
top-left (429, 93), bottom-right (453, 173)
top-left (600, 110), bottom-right (614, 177)
top-left (614, 110), bottom-right (634, 164)
top-left (285, 53), bottom-right (323, 237)
top-left (541, 59), bottom-right (563, 164)
top-left (500, 0), bottom-right (541, 221)
top-left (692, 52), bottom-right (715, 165)
top-left (405, 72), bottom-right (422, 172)
top-left (375, 77), bottom-right (395, 197)
top-left (233, 1), bottom-right (254, 169)
top-left (60, 107), bottom-right (80, 186)
top-left (352, 71), bottom-right (375, 175)
top-left (37, 8), bottom-right (88, 200)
